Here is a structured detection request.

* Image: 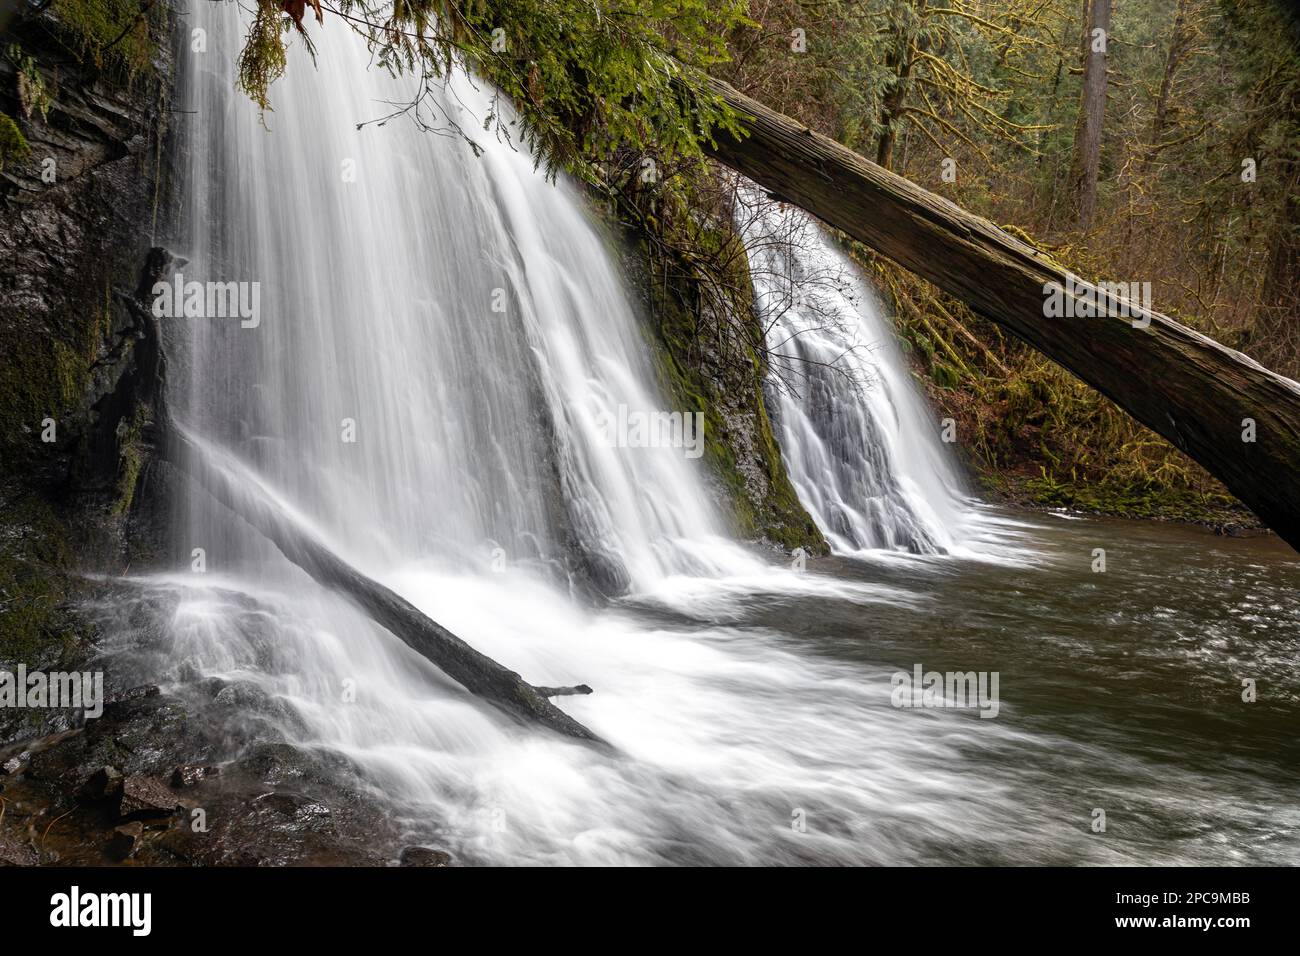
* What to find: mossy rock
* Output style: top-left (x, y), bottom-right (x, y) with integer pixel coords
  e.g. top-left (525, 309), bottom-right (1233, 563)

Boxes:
top-left (1022, 474), bottom-right (1250, 526)
top-left (642, 221), bottom-right (826, 553)
top-left (51, 0), bottom-right (158, 79)
top-left (0, 111), bottom-right (30, 171)
top-left (0, 489), bottom-right (91, 669)
top-left (0, 317), bottom-right (97, 469)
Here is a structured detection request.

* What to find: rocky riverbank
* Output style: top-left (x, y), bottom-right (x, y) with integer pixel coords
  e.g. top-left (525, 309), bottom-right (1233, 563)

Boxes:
top-left (1, 674), bottom-right (448, 866)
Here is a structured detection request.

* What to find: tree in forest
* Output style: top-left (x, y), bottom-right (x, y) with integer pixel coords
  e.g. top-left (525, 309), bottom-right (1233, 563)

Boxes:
top-left (719, 0), bottom-right (1060, 181)
top-left (1219, 0), bottom-right (1300, 375)
top-left (1146, 0), bottom-right (1197, 165)
top-left (873, 0), bottom-right (929, 170)
top-left (868, 0), bottom-right (1061, 174)
top-left (1069, 0), bottom-right (1111, 230)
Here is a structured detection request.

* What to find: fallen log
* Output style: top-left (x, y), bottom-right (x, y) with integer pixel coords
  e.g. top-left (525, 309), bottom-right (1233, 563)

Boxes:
top-left (534, 684), bottom-right (594, 698)
top-left (702, 77), bottom-right (1300, 553)
top-left (123, 251), bottom-right (601, 742)
top-left (162, 422), bottom-right (604, 745)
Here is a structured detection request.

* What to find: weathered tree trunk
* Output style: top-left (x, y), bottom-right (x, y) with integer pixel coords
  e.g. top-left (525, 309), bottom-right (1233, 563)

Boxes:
top-left (1069, 0), bottom-right (1111, 230)
top-left (162, 422), bottom-right (604, 744)
top-left (875, 0), bottom-right (926, 171)
top-left (700, 77), bottom-right (1300, 553)
top-left (1148, 0), bottom-right (1193, 160)
top-left (1253, 160), bottom-right (1300, 378)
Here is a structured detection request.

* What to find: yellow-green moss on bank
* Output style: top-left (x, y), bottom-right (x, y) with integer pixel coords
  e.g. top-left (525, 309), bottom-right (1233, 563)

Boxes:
top-left (52, 0), bottom-right (158, 79)
top-left (0, 491), bottom-right (91, 667)
top-left (0, 111), bottom-right (30, 170)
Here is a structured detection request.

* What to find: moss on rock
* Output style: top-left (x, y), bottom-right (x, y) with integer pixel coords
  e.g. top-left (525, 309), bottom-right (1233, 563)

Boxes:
top-left (0, 311), bottom-right (98, 468)
top-left (635, 209), bottom-right (826, 553)
top-left (53, 0), bottom-right (158, 79)
top-left (110, 403), bottom-right (150, 517)
top-left (0, 6), bottom-right (173, 669)
top-left (0, 111), bottom-right (30, 170)
top-left (0, 489), bottom-right (91, 668)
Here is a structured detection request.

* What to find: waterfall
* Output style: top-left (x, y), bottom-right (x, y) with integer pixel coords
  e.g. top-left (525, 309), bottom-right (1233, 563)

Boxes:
top-left (116, 7), bottom-right (1016, 865)
top-left (141, 5), bottom-right (809, 861)
top-left (71, 9), bottom-right (1293, 871)
top-left (171, 7), bottom-right (745, 597)
top-left (734, 186), bottom-right (971, 555)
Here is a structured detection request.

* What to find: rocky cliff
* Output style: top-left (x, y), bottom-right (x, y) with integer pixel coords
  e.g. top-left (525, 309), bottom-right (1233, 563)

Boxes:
top-left (0, 4), bottom-right (171, 674)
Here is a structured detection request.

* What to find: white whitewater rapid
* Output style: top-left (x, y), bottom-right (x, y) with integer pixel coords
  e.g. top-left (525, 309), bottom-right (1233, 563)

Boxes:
top-left (110, 7), bottom-right (1049, 865)
top-left (734, 185), bottom-right (971, 556)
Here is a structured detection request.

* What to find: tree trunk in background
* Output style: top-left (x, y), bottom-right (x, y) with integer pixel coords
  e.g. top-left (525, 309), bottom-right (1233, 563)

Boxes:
top-left (875, 0), bottom-right (926, 170)
top-left (701, 76), bottom-right (1300, 553)
top-left (1070, 0), bottom-right (1111, 230)
top-left (1149, 0), bottom-right (1192, 155)
top-left (1256, 160), bottom-right (1300, 376)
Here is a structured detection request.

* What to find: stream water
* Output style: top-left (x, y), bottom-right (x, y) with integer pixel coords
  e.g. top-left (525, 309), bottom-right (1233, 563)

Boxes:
top-left (96, 7), bottom-right (1300, 866)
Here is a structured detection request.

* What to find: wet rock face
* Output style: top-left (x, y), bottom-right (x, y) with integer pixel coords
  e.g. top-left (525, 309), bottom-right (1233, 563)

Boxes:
top-left (0, 681), bottom-right (455, 867)
top-left (611, 205), bottom-right (827, 555)
top-left (399, 846), bottom-right (453, 867)
top-left (0, 831), bottom-right (40, 868)
top-left (108, 822), bottom-right (144, 861)
top-left (0, 8), bottom-right (175, 589)
top-left (117, 774), bottom-right (183, 822)
top-left (1, 751), bottom-right (31, 776)
top-left (170, 764), bottom-right (219, 789)
top-left (0, 9), bottom-right (180, 837)
top-left (79, 765), bottom-right (124, 801)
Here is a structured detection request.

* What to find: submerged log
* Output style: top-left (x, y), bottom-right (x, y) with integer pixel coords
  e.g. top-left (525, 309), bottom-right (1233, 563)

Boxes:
top-left (702, 77), bottom-right (1300, 553)
top-left (163, 425), bottom-right (604, 744)
top-left (534, 684), bottom-right (594, 698)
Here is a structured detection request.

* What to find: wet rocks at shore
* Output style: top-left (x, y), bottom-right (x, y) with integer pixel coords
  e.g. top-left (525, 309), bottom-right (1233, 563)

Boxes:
top-left (399, 846), bottom-right (453, 867)
top-left (0, 681), bottom-right (452, 867)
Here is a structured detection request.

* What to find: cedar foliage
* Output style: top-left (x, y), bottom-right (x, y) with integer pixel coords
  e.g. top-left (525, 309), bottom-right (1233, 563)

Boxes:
top-left (235, 0), bottom-right (750, 183)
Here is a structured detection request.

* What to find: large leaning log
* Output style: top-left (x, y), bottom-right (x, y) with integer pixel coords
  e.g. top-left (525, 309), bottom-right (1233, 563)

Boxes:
top-left (121, 252), bottom-right (600, 742)
top-left (162, 422), bottom-right (604, 745)
top-left (702, 77), bottom-right (1300, 553)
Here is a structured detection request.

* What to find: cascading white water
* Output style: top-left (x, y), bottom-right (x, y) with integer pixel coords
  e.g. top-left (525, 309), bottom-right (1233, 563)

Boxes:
top-left (172, 11), bottom-right (752, 596)
top-left (120, 6), bottom-right (1060, 866)
top-left (735, 186), bottom-right (971, 555)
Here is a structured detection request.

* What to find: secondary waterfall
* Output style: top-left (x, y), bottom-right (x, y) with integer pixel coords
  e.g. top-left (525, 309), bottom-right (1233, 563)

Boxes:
top-left (735, 187), bottom-right (970, 555)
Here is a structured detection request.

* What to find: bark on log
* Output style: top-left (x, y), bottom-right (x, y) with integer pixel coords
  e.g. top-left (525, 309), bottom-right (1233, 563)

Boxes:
top-left (162, 425), bottom-right (604, 744)
top-left (701, 77), bottom-right (1300, 553)
top-left (534, 685), bottom-right (594, 698)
